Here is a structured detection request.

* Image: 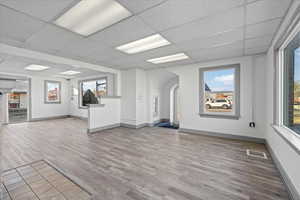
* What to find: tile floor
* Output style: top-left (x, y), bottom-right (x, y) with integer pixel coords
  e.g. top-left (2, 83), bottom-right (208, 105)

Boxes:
top-left (1, 160), bottom-right (91, 200)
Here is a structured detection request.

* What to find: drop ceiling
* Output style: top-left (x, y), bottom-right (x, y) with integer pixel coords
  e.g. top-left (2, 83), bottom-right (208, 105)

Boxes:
top-left (0, 0), bottom-right (292, 70)
top-left (0, 53), bottom-right (107, 78)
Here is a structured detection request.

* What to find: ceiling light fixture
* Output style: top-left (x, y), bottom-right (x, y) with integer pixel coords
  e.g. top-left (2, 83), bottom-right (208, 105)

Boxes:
top-left (55, 0), bottom-right (132, 36)
top-left (147, 53), bottom-right (189, 64)
top-left (60, 70), bottom-right (81, 75)
top-left (25, 64), bottom-right (50, 71)
top-left (116, 34), bottom-right (171, 54)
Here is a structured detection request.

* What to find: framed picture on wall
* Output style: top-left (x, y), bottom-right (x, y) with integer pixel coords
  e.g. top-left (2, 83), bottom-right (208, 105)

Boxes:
top-left (45, 80), bottom-right (61, 104)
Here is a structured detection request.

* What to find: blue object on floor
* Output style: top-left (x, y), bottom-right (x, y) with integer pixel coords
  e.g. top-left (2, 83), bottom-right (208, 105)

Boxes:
top-left (156, 122), bottom-right (179, 129)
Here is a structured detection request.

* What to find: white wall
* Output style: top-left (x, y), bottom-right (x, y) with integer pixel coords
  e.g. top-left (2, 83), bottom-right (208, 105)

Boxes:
top-left (135, 69), bottom-right (148, 125)
top-left (264, 1), bottom-right (300, 196)
top-left (30, 77), bottom-right (70, 119)
top-left (88, 98), bottom-right (121, 130)
top-left (120, 68), bottom-right (149, 126)
top-left (121, 69), bottom-right (137, 125)
top-left (69, 74), bottom-right (115, 119)
top-left (168, 56), bottom-right (266, 139)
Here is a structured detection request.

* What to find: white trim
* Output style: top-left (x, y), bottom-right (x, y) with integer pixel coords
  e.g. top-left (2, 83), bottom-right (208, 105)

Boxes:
top-left (266, 142), bottom-right (300, 200)
top-left (272, 125), bottom-right (300, 154)
top-left (277, 14), bottom-right (300, 136)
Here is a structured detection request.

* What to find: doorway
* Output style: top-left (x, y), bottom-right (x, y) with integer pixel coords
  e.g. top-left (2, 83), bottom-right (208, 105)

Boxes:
top-left (9, 79), bottom-right (29, 123)
top-left (8, 91), bottom-right (28, 123)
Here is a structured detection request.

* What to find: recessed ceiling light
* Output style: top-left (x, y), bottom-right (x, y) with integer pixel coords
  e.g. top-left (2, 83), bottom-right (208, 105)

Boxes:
top-left (116, 34), bottom-right (171, 54)
top-left (147, 53), bottom-right (189, 64)
top-left (60, 70), bottom-right (81, 75)
top-left (54, 0), bottom-right (132, 36)
top-left (25, 64), bottom-right (50, 71)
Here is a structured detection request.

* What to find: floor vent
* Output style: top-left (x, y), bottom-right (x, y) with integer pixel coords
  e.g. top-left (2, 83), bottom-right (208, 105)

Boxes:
top-left (246, 149), bottom-right (268, 160)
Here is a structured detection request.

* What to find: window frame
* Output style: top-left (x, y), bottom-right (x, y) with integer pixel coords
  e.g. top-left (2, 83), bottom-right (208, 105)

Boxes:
top-left (199, 64), bottom-right (241, 120)
top-left (44, 80), bottom-right (61, 104)
top-left (278, 21), bottom-right (300, 138)
top-left (78, 77), bottom-right (108, 109)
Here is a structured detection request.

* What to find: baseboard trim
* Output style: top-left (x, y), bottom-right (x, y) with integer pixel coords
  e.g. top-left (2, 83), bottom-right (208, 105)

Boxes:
top-left (120, 123), bottom-right (149, 129)
top-left (69, 115), bottom-right (88, 121)
top-left (266, 142), bottom-right (300, 200)
top-left (178, 128), bottom-right (266, 144)
top-left (30, 115), bottom-right (69, 122)
top-left (87, 123), bottom-right (121, 134)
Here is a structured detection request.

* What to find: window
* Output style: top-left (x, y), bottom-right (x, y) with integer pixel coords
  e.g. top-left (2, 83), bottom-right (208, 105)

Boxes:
top-left (282, 31), bottom-right (300, 135)
top-left (199, 64), bottom-right (240, 119)
top-left (79, 78), bottom-right (107, 107)
top-left (45, 81), bottom-right (61, 104)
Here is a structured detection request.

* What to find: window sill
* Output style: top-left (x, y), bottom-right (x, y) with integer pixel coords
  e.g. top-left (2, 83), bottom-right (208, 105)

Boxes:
top-left (272, 125), bottom-right (300, 155)
top-left (199, 113), bottom-right (240, 120)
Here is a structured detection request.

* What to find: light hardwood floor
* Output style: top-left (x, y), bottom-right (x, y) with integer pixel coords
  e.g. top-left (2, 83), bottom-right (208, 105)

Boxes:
top-left (1, 118), bottom-right (289, 200)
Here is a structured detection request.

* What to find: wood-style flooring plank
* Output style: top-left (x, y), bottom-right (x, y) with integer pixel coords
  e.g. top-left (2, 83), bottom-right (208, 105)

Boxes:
top-left (1, 118), bottom-right (289, 200)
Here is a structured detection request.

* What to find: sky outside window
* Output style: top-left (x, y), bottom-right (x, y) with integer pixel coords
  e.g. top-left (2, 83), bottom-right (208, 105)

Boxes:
top-left (204, 69), bottom-right (234, 92)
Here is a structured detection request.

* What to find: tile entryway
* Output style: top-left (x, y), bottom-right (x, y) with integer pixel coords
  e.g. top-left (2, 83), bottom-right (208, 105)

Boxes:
top-left (1, 160), bottom-right (91, 200)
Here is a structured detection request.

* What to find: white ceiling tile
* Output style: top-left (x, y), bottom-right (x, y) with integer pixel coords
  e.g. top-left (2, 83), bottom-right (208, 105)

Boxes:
top-left (58, 38), bottom-right (109, 58)
top-left (0, 60), bottom-right (28, 74)
top-left (187, 41), bottom-right (244, 61)
top-left (103, 57), bottom-right (150, 69)
top-left (0, 0), bottom-right (79, 21)
top-left (90, 16), bottom-right (156, 47)
top-left (139, 0), bottom-right (243, 31)
top-left (162, 7), bottom-right (244, 43)
top-left (84, 47), bottom-right (129, 62)
top-left (246, 0), bottom-right (291, 25)
top-left (0, 37), bottom-right (26, 47)
top-left (97, 44), bottom-right (184, 68)
top-left (25, 24), bottom-right (83, 54)
top-left (176, 28), bottom-right (244, 51)
top-left (116, 0), bottom-right (165, 14)
top-left (0, 55), bottom-right (105, 77)
top-left (245, 35), bottom-right (273, 49)
top-left (203, 0), bottom-right (244, 15)
top-left (246, 18), bottom-right (281, 39)
top-left (0, 6), bottom-right (45, 43)
top-left (245, 45), bottom-right (269, 55)
top-left (138, 0), bottom-right (207, 31)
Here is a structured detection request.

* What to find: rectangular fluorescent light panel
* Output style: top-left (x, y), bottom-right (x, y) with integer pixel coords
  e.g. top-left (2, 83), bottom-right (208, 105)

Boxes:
top-left (55, 0), bottom-right (132, 36)
top-left (60, 70), bottom-right (81, 75)
top-left (25, 64), bottom-right (50, 71)
top-left (116, 34), bottom-right (171, 54)
top-left (147, 53), bottom-right (189, 64)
